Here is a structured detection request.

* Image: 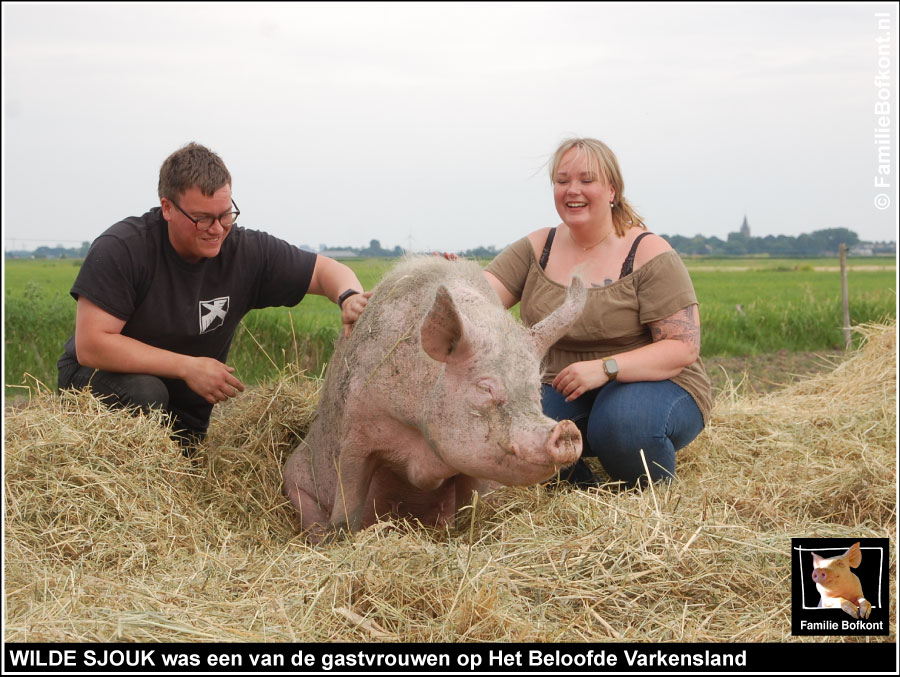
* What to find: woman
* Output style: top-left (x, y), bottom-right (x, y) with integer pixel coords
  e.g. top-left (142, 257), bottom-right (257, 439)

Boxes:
top-left (483, 138), bottom-right (711, 488)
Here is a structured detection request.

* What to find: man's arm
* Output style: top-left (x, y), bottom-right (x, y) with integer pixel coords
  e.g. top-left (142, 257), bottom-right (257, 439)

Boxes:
top-left (74, 296), bottom-right (245, 404)
top-left (306, 255), bottom-right (371, 336)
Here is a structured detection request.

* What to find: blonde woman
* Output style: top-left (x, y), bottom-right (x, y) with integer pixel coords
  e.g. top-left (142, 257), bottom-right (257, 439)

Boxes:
top-left (483, 138), bottom-right (711, 487)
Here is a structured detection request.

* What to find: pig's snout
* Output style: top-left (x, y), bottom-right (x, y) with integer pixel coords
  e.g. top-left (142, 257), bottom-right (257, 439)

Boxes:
top-left (547, 420), bottom-right (582, 465)
top-left (812, 569), bottom-right (828, 585)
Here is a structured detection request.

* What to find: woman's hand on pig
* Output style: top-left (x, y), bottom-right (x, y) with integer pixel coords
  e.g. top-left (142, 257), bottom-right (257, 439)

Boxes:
top-left (342, 291), bottom-right (373, 337)
top-left (552, 360), bottom-right (609, 402)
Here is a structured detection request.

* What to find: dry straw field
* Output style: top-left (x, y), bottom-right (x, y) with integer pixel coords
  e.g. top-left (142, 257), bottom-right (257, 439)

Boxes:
top-left (4, 323), bottom-right (896, 643)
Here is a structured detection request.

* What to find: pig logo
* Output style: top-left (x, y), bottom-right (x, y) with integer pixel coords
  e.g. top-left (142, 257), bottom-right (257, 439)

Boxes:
top-left (811, 542), bottom-right (871, 619)
top-left (791, 537), bottom-right (889, 636)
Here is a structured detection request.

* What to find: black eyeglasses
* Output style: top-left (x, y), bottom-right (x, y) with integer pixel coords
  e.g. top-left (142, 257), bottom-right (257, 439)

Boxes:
top-left (171, 198), bottom-right (240, 231)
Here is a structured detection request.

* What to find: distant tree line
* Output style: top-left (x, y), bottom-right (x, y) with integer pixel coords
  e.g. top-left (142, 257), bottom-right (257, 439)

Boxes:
top-left (317, 239), bottom-right (406, 257)
top-left (5, 242), bottom-right (91, 259)
top-left (318, 230), bottom-right (893, 259)
top-left (5, 229), bottom-right (895, 260)
top-left (319, 239), bottom-right (502, 259)
top-left (661, 228), bottom-right (893, 257)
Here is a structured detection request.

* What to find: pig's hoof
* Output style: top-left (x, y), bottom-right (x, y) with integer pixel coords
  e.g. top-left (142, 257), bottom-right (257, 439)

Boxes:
top-left (319, 525), bottom-right (353, 545)
top-left (841, 600), bottom-right (859, 618)
top-left (300, 525), bottom-right (326, 546)
top-left (302, 521), bottom-right (351, 546)
top-left (859, 599), bottom-right (872, 619)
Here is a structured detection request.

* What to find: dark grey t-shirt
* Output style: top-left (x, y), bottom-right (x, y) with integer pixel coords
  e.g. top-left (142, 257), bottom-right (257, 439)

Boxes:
top-left (59, 207), bottom-right (317, 427)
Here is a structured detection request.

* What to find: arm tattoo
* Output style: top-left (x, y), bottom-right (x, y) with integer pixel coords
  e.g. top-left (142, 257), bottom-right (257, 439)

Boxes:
top-left (649, 304), bottom-right (701, 352)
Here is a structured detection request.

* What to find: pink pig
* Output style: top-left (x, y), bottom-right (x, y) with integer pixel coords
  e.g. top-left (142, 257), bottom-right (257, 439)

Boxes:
top-left (282, 256), bottom-right (586, 542)
top-left (811, 542), bottom-right (871, 619)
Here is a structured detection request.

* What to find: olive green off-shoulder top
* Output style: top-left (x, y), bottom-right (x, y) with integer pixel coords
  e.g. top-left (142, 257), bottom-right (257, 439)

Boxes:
top-left (485, 236), bottom-right (712, 424)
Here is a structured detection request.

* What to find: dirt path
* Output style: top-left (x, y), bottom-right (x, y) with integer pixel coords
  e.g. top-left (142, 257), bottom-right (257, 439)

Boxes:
top-left (703, 349), bottom-right (844, 396)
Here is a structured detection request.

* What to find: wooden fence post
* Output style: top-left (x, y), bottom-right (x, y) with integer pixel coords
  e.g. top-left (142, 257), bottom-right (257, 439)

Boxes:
top-left (839, 243), bottom-right (851, 350)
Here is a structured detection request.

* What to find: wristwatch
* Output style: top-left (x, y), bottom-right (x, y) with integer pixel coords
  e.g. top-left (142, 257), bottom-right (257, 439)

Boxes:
top-left (338, 289), bottom-right (360, 309)
top-left (602, 358), bottom-right (619, 382)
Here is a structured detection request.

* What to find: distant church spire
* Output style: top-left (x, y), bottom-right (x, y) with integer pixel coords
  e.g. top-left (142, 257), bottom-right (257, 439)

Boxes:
top-left (740, 214), bottom-right (750, 238)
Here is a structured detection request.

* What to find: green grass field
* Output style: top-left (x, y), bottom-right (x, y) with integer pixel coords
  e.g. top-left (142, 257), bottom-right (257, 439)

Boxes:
top-left (4, 256), bottom-right (896, 397)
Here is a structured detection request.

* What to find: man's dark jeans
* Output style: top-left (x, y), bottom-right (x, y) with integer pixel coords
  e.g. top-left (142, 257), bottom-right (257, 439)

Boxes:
top-left (57, 363), bottom-right (208, 454)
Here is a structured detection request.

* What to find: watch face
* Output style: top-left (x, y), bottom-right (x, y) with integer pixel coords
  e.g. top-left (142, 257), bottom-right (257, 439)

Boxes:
top-left (605, 359), bottom-right (618, 378)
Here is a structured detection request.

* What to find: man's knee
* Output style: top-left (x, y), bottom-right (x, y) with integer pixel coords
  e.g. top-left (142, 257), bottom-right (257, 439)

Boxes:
top-left (59, 367), bottom-right (169, 413)
top-left (123, 375), bottom-right (170, 412)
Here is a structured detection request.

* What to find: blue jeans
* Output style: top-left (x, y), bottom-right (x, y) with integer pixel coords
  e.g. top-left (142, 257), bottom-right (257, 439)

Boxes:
top-left (542, 380), bottom-right (704, 487)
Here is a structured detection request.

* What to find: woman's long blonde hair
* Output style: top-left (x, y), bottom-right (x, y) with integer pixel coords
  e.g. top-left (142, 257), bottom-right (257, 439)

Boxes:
top-left (549, 138), bottom-right (646, 236)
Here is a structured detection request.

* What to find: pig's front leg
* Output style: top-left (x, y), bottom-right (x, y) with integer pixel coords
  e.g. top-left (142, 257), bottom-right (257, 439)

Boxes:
top-left (856, 597), bottom-right (872, 619)
top-left (283, 447), bottom-right (331, 539)
top-left (328, 451), bottom-right (377, 537)
top-left (837, 597), bottom-right (860, 618)
top-left (284, 480), bottom-right (329, 536)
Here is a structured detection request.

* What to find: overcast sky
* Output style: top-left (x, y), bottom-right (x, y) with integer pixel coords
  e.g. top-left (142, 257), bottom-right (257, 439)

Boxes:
top-left (3, 2), bottom-right (898, 253)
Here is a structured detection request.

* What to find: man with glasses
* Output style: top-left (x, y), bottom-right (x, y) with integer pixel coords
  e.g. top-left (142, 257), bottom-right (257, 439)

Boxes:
top-left (57, 142), bottom-right (369, 454)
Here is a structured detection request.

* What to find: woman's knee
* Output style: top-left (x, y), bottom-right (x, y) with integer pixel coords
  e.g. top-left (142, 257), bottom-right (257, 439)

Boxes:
top-left (587, 426), bottom-right (676, 487)
top-left (584, 381), bottom-right (701, 486)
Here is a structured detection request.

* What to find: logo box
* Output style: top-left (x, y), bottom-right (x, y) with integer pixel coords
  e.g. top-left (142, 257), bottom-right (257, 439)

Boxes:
top-left (791, 537), bottom-right (889, 636)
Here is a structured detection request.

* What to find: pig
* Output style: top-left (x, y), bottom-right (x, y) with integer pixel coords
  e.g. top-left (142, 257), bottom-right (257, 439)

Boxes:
top-left (811, 542), bottom-right (871, 619)
top-left (282, 256), bottom-right (586, 542)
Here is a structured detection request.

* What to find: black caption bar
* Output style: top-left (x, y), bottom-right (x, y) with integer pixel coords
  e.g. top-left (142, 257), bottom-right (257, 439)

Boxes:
top-left (3, 642), bottom-right (897, 674)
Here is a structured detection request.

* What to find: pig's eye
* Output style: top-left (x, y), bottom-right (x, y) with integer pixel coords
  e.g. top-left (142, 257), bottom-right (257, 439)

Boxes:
top-left (475, 378), bottom-right (507, 406)
top-left (475, 381), bottom-right (496, 400)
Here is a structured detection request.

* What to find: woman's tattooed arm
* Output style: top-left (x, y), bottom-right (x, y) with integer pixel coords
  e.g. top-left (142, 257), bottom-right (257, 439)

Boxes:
top-left (648, 304), bottom-right (701, 354)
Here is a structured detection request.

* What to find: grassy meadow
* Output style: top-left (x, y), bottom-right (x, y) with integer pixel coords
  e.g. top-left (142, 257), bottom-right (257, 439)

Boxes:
top-left (3, 255), bottom-right (896, 397)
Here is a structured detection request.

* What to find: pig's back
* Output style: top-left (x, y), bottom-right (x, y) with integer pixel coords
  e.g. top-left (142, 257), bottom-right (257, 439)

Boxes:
top-left (370, 256), bottom-right (494, 307)
top-left (355, 256), bottom-right (497, 339)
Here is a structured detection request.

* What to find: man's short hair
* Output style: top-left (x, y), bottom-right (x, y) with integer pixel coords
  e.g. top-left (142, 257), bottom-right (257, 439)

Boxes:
top-left (158, 142), bottom-right (232, 202)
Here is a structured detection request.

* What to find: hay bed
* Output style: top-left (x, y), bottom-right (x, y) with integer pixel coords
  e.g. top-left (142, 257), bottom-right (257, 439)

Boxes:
top-left (4, 324), bottom-right (896, 643)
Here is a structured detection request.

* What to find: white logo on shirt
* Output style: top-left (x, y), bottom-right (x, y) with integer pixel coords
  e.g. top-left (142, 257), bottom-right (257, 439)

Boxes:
top-left (199, 297), bottom-right (230, 334)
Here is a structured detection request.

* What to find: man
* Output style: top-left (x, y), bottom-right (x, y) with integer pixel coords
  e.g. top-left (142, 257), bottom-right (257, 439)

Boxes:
top-left (58, 142), bottom-right (369, 453)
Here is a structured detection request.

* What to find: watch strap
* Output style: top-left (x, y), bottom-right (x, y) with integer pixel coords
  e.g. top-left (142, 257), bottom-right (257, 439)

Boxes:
top-left (338, 289), bottom-right (361, 309)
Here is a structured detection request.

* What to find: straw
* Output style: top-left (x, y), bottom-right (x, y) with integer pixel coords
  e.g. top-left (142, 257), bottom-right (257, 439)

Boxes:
top-left (4, 325), bottom-right (895, 642)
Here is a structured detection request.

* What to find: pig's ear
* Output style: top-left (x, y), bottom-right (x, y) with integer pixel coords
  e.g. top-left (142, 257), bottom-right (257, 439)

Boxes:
top-left (527, 274), bottom-right (587, 356)
top-left (845, 542), bottom-right (862, 568)
top-left (811, 552), bottom-right (823, 567)
top-left (421, 285), bottom-right (475, 364)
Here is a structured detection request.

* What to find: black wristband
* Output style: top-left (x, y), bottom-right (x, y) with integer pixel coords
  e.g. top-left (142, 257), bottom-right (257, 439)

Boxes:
top-left (338, 289), bottom-right (361, 309)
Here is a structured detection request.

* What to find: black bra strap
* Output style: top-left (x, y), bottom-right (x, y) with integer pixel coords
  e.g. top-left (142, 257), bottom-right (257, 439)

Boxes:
top-left (619, 231), bottom-right (653, 279)
top-left (539, 227), bottom-right (556, 270)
